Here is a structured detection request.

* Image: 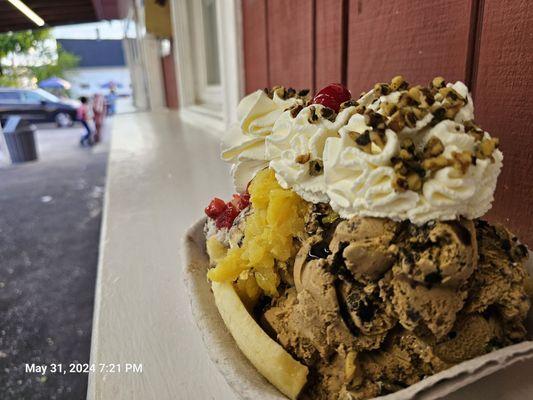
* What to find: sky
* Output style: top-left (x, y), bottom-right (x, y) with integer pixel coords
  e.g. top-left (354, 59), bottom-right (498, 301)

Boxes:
top-left (52, 20), bottom-right (136, 40)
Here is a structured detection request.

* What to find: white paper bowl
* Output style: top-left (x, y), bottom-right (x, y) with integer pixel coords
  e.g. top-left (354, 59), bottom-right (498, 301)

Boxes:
top-left (182, 217), bottom-right (533, 400)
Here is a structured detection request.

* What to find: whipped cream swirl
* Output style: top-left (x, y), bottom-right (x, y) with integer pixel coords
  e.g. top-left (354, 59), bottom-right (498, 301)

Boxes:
top-left (221, 89), bottom-right (305, 191)
top-left (222, 79), bottom-right (503, 224)
top-left (324, 81), bottom-right (502, 223)
top-left (266, 105), bottom-right (355, 203)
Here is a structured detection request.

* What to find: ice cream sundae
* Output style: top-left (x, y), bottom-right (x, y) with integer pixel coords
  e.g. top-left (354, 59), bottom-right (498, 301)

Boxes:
top-left (201, 76), bottom-right (530, 399)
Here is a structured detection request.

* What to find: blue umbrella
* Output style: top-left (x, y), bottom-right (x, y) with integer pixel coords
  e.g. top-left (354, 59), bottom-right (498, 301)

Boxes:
top-left (100, 81), bottom-right (123, 89)
top-left (38, 77), bottom-right (71, 90)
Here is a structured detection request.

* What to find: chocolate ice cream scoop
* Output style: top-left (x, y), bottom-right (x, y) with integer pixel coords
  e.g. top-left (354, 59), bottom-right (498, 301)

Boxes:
top-left (397, 219), bottom-right (477, 288)
top-left (329, 217), bottom-right (398, 282)
top-left (429, 314), bottom-right (504, 364)
top-left (465, 220), bottom-right (530, 340)
top-left (388, 273), bottom-right (467, 339)
top-left (260, 216), bottom-right (531, 400)
top-left (337, 280), bottom-right (396, 337)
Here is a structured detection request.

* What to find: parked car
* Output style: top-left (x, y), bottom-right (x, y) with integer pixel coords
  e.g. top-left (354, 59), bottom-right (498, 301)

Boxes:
top-left (0, 88), bottom-right (79, 128)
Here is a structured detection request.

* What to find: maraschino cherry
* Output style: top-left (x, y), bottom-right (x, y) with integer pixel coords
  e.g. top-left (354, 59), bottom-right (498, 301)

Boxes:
top-left (312, 83), bottom-right (351, 112)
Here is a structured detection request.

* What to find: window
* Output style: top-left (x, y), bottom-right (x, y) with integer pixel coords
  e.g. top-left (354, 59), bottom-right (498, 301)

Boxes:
top-left (34, 89), bottom-right (59, 102)
top-left (191, 0), bottom-right (222, 108)
top-left (21, 91), bottom-right (45, 104)
top-left (173, 0), bottom-right (243, 129)
top-left (0, 91), bottom-right (21, 104)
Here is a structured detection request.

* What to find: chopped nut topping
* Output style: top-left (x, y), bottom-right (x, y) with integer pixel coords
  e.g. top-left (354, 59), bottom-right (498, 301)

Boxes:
top-left (392, 158), bottom-right (408, 175)
top-left (388, 111), bottom-right (405, 132)
top-left (354, 104), bottom-right (366, 115)
top-left (319, 106), bottom-right (337, 121)
top-left (475, 138), bottom-right (499, 160)
top-left (307, 106), bottom-right (319, 123)
top-left (404, 109), bottom-right (418, 128)
top-left (430, 76), bottom-right (446, 90)
top-left (399, 149), bottom-right (413, 160)
top-left (286, 87), bottom-right (296, 98)
top-left (289, 104), bottom-right (303, 118)
top-left (407, 86), bottom-right (423, 104)
top-left (451, 151), bottom-right (473, 174)
top-left (339, 99), bottom-right (358, 112)
top-left (355, 131), bottom-right (371, 146)
top-left (419, 87), bottom-right (435, 106)
top-left (309, 159), bottom-right (324, 176)
top-left (430, 107), bottom-right (446, 126)
top-left (272, 86), bottom-right (284, 99)
top-left (373, 83), bottom-right (392, 97)
top-left (464, 120), bottom-right (485, 141)
top-left (400, 138), bottom-right (415, 153)
top-left (264, 85), bottom-right (310, 101)
top-left (364, 109), bottom-right (386, 130)
top-left (379, 102), bottom-right (398, 116)
top-left (351, 76), bottom-right (500, 193)
top-left (295, 153), bottom-right (311, 164)
top-left (422, 155), bottom-right (451, 172)
top-left (423, 137), bottom-right (445, 158)
top-left (370, 131), bottom-right (386, 149)
top-left (397, 92), bottom-right (418, 108)
top-left (406, 172), bottom-right (423, 191)
top-left (393, 175), bottom-right (409, 192)
top-left (390, 75), bottom-right (409, 91)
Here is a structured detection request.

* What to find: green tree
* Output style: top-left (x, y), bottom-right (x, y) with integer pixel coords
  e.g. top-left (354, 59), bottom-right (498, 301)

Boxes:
top-left (0, 29), bottom-right (50, 75)
top-left (30, 45), bottom-right (80, 82)
top-left (0, 28), bottom-right (79, 87)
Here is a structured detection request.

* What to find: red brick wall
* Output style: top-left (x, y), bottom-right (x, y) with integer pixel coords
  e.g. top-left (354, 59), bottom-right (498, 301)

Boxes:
top-left (241, 0), bottom-right (533, 245)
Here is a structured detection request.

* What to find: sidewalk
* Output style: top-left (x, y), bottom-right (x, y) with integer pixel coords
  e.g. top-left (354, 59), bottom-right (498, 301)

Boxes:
top-left (0, 122), bottom-right (110, 399)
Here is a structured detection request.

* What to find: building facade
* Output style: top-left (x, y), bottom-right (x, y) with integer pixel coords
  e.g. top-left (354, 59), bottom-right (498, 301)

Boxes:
top-left (58, 39), bottom-right (132, 98)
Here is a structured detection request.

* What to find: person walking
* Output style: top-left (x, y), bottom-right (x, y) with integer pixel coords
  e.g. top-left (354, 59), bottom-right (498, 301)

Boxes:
top-left (106, 88), bottom-right (117, 115)
top-left (92, 93), bottom-right (106, 143)
top-left (77, 96), bottom-right (93, 146)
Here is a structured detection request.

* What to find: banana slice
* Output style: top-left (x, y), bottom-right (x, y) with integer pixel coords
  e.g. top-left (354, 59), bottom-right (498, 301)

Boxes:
top-left (211, 281), bottom-right (308, 399)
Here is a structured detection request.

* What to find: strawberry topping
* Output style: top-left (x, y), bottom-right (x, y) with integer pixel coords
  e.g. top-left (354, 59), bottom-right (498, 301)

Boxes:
top-left (205, 192), bottom-right (250, 229)
top-left (205, 197), bottom-right (227, 219)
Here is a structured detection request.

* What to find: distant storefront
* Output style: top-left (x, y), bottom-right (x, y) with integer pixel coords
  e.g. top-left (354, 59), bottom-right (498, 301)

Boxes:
top-left (58, 39), bottom-right (132, 98)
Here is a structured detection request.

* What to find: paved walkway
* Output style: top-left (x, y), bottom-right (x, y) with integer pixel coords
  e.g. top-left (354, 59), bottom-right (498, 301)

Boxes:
top-left (0, 121), bottom-right (109, 399)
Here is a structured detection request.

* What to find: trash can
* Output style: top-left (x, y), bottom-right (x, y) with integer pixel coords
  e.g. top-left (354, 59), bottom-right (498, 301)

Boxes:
top-left (2, 116), bottom-right (38, 163)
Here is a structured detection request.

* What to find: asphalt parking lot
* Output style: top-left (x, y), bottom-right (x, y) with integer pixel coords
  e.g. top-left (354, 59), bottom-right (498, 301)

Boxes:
top-left (0, 122), bottom-right (109, 399)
